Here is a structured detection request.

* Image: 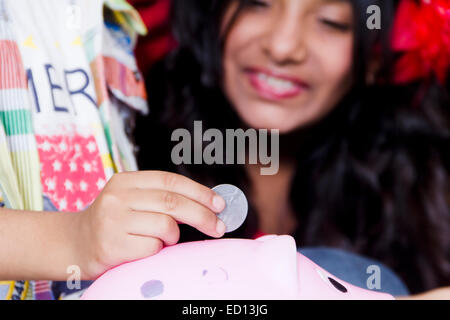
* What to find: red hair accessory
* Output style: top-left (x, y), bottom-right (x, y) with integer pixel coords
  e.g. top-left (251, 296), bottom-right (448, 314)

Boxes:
top-left (391, 0), bottom-right (450, 84)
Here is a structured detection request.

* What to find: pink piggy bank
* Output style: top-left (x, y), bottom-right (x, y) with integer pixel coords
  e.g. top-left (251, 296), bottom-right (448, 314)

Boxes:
top-left (81, 235), bottom-right (393, 300)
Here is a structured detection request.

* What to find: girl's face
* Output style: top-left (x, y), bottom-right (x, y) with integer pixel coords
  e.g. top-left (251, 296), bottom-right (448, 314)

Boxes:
top-left (223, 0), bottom-right (355, 133)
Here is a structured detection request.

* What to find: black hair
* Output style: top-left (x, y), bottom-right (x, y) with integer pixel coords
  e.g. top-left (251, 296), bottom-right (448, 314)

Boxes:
top-left (135, 0), bottom-right (450, 293)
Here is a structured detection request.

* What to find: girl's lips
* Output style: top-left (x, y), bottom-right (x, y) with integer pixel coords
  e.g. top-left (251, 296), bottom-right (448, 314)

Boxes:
top-left (245, 68), bottom-right (309, 101)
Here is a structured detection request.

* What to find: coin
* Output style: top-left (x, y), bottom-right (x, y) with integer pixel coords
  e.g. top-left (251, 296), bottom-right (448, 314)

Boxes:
top-left (212, 184), bottom-right (248, 233)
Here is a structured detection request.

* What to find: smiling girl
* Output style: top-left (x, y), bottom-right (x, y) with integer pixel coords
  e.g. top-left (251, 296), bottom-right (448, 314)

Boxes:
top-left (135, 0), bottom-right (450, 295)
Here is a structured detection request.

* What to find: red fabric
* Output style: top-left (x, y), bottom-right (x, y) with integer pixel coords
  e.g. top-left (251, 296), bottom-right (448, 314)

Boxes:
top-left (128, 0), bottom-right (175, 75)
top-left (391, 0), bottom-right (450, 84)
top-left (36, 134), bottom-right (106, 212)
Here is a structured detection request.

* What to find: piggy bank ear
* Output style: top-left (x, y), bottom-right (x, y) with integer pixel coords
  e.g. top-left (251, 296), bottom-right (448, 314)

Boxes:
top-left (256, 235), bottom-right (299, 295)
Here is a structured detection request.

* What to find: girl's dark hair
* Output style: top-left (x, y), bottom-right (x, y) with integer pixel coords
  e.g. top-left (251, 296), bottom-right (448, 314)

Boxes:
top-left (135, 0), bottom-right (450, 293)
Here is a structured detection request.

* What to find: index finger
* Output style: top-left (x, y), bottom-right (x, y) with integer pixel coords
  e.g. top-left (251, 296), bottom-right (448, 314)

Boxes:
top-left (110, 171), bottom-right (226, 213)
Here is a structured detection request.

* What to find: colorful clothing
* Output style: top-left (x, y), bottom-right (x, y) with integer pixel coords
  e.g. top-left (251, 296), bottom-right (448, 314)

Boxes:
top-left (0, 0), bottom-right (148, 300)
top-left (127, 0), bottom-right (174, 75)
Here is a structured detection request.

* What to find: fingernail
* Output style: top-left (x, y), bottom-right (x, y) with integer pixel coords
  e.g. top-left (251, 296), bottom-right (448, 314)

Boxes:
top-left (216, 219), bottom-right (226, 236)
top-left (212, 195), bottom-right (226, 212)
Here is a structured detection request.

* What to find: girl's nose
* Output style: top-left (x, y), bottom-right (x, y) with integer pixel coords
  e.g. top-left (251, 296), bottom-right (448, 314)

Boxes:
top-left (261, 16), bottom-right (307, 65)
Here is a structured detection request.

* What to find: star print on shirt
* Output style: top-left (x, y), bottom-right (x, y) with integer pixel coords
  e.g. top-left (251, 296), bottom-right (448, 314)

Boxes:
top-left (36, 134), bottom-right (107, 212)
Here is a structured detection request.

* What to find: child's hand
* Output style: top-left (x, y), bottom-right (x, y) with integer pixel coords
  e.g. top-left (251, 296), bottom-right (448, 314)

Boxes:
top-left (73, 171), bottom-right (226, 279)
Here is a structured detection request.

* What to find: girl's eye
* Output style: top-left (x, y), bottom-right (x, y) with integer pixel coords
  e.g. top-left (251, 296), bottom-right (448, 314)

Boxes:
top-left (245, 0), bottom-right (270, 8)
top-left (319, 18), bottom-right (352, 32)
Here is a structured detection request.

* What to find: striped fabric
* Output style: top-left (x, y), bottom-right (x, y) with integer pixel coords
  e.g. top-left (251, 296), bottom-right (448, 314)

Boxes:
top-left (0, 4), bottom-right (43, 213)
top-left (0, 0), bottom-right (44, 300)
top-left (0, 40), bottom-right (27, 88)
top-left (0, 0), bottom-right (148, 300)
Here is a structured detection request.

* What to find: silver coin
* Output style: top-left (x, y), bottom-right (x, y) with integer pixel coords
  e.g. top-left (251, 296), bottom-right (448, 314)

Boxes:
top-left (212, 184), bottom-right (248, 233)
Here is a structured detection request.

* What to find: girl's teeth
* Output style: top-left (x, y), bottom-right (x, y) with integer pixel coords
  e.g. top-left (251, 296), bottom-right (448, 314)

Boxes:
top-left (257, 72), bottom-right (295, 92)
